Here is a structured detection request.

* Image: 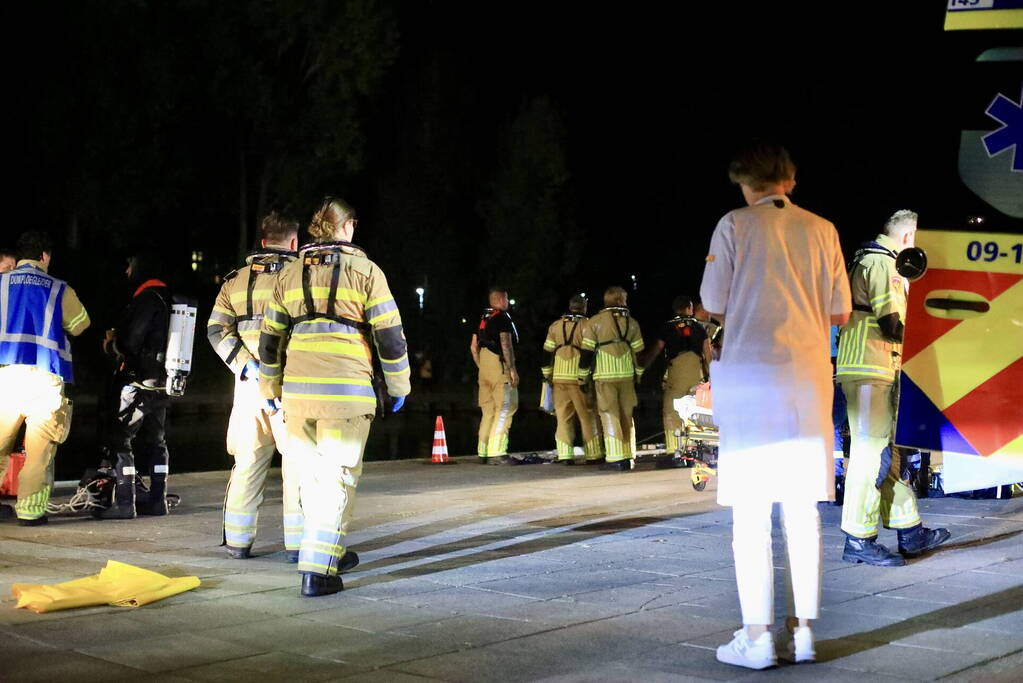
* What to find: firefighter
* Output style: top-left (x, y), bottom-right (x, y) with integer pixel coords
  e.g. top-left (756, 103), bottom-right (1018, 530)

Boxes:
top-left (837, 209), bottom-right (950, 566)
top-left (208, 212), bottom-right (304, 560)
top-left (96, 250), bottom-right (175, 519)
top-left (259, 197), bottom-right (410, 597)
top-left (470, 287), bottom-right (519, 464)
top-left (642, 295), bottom-right (711, 466)
top-left (578, 286), bottom-right (644, 471)
top-left (0, 231), bottom-right (89, 524)
top-left (541, 294), bottom-right (602, 464)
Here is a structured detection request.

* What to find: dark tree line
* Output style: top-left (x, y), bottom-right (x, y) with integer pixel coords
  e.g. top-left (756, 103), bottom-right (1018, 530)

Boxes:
top-left (5, 1), bottom-right (1010, 394)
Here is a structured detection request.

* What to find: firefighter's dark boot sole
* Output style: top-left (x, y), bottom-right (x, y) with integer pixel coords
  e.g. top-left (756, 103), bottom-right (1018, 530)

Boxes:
top-left (301, 573), bottom-right (343, 597)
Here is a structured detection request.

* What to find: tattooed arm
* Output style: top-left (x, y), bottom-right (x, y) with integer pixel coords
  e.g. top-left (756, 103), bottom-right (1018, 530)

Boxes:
top-left (500, 331), bottom-right (519, 387)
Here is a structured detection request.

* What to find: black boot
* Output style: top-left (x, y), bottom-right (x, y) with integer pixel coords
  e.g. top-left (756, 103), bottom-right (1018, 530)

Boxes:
top-left (603, 459), bottom-right (633, 472)
top-left (0, 503), bottom-right (14, 520)
top-left (18, 516), bottom-right (48, 526)
top-left (897, 525), bottom-right (951, 556)
top-left (339, 550), bottom-right (360, 572)
top-left (137, 474), bottom-right (168, 516)
top-left (285, 550), bottom-right (299, 563)
top-left (226, 545), bottom-right (251, 559)
top-left (301, 572), bottom-right (343, 597)
top-left (842, 535), bottom-right (905, 566)
top-left (94, 461), bottom-right (137, 519)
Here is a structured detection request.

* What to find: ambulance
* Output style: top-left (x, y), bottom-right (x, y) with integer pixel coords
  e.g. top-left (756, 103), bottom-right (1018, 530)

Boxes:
top-left (894, 4), bottom-right (1022, 494)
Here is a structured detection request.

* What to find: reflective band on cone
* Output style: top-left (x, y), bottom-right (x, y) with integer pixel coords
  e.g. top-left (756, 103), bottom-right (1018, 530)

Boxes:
top-left (431, 415), bottom-right (450, 463)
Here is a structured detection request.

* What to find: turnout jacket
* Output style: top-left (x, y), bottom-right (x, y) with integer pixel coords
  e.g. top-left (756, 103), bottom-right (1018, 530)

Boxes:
top-left (541, 314), bottom-right (588, 384)
top-left (258, 242), bottom-right (410, 419)
top-left (578, 307), bottom-right (644, 382)
top-left (836, 233), bottom-right (906, 384)
top-left (207, 249), bottom-right (297, 375)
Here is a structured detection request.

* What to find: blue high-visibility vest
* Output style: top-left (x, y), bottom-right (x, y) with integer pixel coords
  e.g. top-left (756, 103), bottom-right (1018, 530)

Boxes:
top-left (0, 264), bottom-right (74, 382)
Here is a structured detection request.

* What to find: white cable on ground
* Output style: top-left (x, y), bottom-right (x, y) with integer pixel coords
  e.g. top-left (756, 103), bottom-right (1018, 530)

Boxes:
top-left (46, 480), bottom-right (109, 515)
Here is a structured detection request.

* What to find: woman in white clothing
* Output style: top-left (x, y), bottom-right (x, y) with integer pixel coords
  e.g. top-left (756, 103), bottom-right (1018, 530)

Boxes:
top-left (699, 141), bottom-right (851, 669)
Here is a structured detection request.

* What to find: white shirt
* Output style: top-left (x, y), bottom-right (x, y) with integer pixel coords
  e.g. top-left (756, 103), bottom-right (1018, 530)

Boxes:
top-left (700, 194), bottom-right (851, 503)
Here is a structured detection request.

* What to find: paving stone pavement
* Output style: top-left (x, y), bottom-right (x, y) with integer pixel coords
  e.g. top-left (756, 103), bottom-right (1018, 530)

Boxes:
top-left (2, 457), bottom-right (1022, 682)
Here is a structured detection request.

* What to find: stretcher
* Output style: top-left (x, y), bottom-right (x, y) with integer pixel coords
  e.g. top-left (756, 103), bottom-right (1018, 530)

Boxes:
top-left (672, 384), bottom-right (719, 490)
top-left (634, 382), bottom-right (719, 490)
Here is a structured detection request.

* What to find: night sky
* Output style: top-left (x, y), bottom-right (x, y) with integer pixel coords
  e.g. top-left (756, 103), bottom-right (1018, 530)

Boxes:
top-left (4, 1), bottom-right (1021, 390)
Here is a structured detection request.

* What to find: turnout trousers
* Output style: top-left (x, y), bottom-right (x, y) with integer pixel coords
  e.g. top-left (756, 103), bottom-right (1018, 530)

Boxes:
top-left (553, 383), bottom-right (603, 460)
top-left (223, 376), bottom-right (302, 551)
top-left (478, 379), bottom-right (517, 457)
top-left (840, 380), bottom-right (921, 538)
top-left (595, 379), bottom-right (637, 463)
top-left (662, 354), bottom-right (703, 453)
top-left (0, 366), bottom-right (71, 521)
top-left (286, 415), bottom-right (371, 577)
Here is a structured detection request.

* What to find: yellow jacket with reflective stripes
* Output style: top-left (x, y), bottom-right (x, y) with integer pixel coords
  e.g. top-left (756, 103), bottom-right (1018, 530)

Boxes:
top-left (579, 307), bottom-right (644, 382)
top-left (258, 242), bottom-right (410, 418)
top-left (207, 249), bottom-right (296, 376)
top-left (542, 315), bottom-right (588, 384)
top-left (837, 233), bottom-right (906, 384)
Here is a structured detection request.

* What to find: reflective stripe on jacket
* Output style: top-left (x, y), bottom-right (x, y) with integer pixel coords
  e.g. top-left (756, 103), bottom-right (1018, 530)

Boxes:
top-left (207, 249), bottom-right (296, 375)
top-left (0, 262), bottom-right (89, 383)
top-left (836, 233), bottom-right (906, 384)
top-left (258, 243), bottom-right (410, 418)
top-left (579, 308), bottom-right (644, 382)
top-left (542, 315), bottom-right (587, 383)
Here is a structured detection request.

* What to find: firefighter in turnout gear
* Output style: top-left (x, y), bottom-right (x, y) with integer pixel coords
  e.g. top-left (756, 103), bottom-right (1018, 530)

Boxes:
top-left (0, 232), bottom-right (89, 524)
top-left (642, 296), bottom-right (711, 464)
top-left (836, 210), bottom-right (950, 566)
top-left (96, 249), bottom-right (175, 519)
top-left (578, 287), bottom-right (645, 471)
top-left (470, 287), bottom-right (519, 464)
top-left (259, 197), bottom-right (410, 597)
top-left (208, 212), bottom-right (303, 561)
top-left (541, 294), bottom-right (602, 463)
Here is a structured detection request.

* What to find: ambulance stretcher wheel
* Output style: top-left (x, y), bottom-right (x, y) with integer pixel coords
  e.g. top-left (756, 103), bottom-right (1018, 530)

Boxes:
top-left (692, 480), bottom-right (707, 492)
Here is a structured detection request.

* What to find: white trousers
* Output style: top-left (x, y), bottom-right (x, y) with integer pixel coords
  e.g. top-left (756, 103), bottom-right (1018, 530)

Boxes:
top-left (731, 499), bottom-right (822, 625)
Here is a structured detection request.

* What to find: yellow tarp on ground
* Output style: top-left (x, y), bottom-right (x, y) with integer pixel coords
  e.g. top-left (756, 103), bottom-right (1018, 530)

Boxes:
top-left (11, 560), bottom-right (200, 613)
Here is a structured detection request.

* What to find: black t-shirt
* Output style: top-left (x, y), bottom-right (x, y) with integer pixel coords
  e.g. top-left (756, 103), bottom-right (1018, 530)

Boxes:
top-left (477, 309), bottom-right (517, 354)
top-left (656, 316), bottom-right (707, 361)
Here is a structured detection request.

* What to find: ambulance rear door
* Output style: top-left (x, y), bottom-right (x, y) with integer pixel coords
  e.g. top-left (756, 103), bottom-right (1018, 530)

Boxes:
top-left (895, 229), bottom-right (1023, 493)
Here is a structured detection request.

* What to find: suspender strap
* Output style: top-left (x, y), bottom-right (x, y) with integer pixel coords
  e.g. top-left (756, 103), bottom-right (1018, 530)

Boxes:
top-left (558, 317), bottom-right (582, 352)
top-left (224, 339), bottom-right (244, 365)
top-left (302, 261), bottom-right (316, 319)
top-left (245, 268), bottom-right (257, 319)
top-left (294, 260), bottom-right (368, 331)
top-left (326, 260), bottom-right (341, 314)
top-left (597, 314), bottom-right (630, 347)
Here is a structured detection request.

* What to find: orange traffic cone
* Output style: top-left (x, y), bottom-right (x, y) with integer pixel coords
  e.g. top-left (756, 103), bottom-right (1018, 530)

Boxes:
top-left (431, 416), bottom-right (451, 463)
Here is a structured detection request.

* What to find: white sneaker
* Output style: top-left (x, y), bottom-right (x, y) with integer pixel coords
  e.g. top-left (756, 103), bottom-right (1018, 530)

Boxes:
top-left (777, 625), bottom-right (816, 663)
top-left (715, 629), bottom-right (777, 670)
